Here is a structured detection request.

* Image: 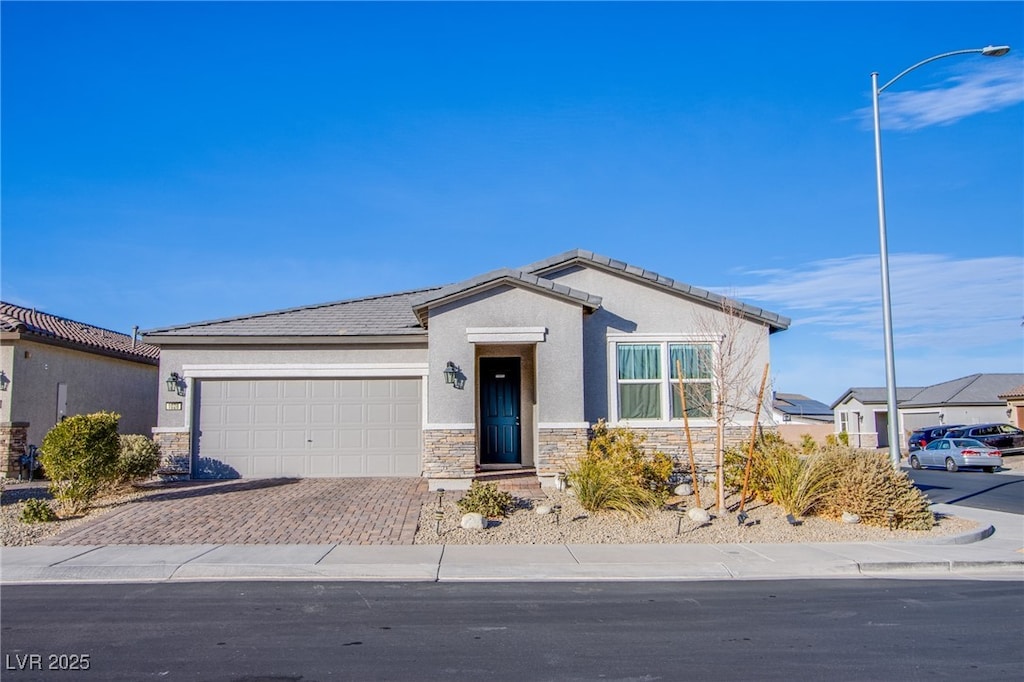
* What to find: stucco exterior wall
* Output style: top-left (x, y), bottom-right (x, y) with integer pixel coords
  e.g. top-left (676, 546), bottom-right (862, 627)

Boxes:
top-left (0, 343), bottom-right (13, 425)
top-left (542, 264), bottom-right (772, 425)
top-left (3, 339), bottom-right (158, 448)
top-left (425, 285), bottom-right (585, 426)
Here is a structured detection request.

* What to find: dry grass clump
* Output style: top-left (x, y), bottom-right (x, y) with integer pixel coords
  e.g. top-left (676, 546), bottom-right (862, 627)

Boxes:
top-left (814, 448), bottom-right (934, 530)
top-left (726, 435), bottom-right (934, 530)
top-left (567, 421), bottom-right (673, 519)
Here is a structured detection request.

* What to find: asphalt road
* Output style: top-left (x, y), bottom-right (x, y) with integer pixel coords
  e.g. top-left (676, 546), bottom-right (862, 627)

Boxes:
top-left (908, 468), bottom-right (1024, 515)
top-left (2, 580), bottom-right (1021, 681)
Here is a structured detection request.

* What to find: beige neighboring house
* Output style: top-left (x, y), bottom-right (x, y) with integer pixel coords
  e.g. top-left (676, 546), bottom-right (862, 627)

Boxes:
top-left (0, 301), bottom-right (160, 476)
top-left (1000, 384), bottom-right (1024, 429)
top-left (832, 373), bottom-right (1024, 451)
top-left (143, 249), bottom-right (790, 489)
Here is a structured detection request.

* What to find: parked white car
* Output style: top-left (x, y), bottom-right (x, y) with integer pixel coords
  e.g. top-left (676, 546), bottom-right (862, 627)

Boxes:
top-left (909, 438), bottom-right (1003, 473)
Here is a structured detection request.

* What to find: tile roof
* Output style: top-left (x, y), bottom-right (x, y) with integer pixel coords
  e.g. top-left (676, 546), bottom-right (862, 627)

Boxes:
top-left (830, 386), bottom-right (924, 409)
top-left (143, 288), bottom-right (439, 338)
top-left (522, 249), bottom-right (791, 331)
top-left (901, 373), bottom-right (1024, 407)
top-left (999, 384), bottom-right (1024, 400)
top-left (410, 268), bottom-right (602, 326)
top-left (0, 301), bottom-right (159, 362)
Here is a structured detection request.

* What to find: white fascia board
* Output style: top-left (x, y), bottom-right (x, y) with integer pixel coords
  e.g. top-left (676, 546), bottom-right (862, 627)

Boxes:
top-left (423, 423), bottom-right (476, 430)
top-left (606, 332), bottom-right (722, 343)
top-left (181, 363), bottom-right (429, 379)
top-left (466, 327), bottom-right (547, 344)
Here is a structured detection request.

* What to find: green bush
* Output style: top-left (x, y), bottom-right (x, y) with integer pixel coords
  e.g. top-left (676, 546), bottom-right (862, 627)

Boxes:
top-left (113, 434), bottom-right (162, 486)
top-left (723, 431), bottom-right (793, 501)
top-left (456, 482), bottom-right (515, 518)
top-left (799, 434), bottom-right (817, 455)
top-left (20, 498), bottom-right (58, 524)
top-left (567, 421), bottom-right (672, 518)
top-left (39, 411), bottom-right (121, 516)
top-left (761, 447), bottom-right (843, 517)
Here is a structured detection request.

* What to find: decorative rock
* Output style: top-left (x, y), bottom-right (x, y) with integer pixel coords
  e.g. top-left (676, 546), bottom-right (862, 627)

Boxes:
top-left (673, 483), bottom-right (693, 497)
top-left (535, 505), bottom-right (552, 515)
top-left (842, 512), bottom-right (861, 525)
top-left (688, 507), bottom-right (711, 524)
top-left (460, 513), bottom-right (487, 530)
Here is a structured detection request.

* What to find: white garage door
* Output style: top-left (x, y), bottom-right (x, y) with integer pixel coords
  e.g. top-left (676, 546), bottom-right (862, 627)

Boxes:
top-left (194, 378), bottom-right (422, 479)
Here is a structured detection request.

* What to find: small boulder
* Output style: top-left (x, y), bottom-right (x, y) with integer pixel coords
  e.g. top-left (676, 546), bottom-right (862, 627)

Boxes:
top-left (460, 513), bottom-right (487, 530)
top-left (673, 483), bottom-right (693, 497)
top-left (841, 512), bottom-right (861, 525)
top-left (535, 505), bottom-right (552, 515)
top-left (688, 507), bottom-right (711, 524)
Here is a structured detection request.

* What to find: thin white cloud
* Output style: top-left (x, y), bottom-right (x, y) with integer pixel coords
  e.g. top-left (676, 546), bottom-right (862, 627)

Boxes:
top-left (856, 58), bottom-right (1024, 131)
top-left (714, 253), bottom-right (1024, 352)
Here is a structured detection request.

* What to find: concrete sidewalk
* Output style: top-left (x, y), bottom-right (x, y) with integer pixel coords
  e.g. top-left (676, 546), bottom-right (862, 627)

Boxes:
top-left (2, 504), bottom-right (1021, 584)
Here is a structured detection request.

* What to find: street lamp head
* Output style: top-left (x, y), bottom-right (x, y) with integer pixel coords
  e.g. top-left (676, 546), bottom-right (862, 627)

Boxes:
top-left (981, 45), bottom-right (1011, 57)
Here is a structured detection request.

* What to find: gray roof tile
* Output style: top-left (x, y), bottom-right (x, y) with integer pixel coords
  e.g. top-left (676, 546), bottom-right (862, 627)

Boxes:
top-left (901, 373), bottom-right (1024, 407)
top-left (521, 248), bottom-right (791, 331)
top-left (143, 289), bottom-right (439, 338)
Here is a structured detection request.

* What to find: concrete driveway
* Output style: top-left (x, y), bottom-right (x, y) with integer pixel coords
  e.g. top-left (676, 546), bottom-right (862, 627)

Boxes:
top-left (40, 478), bottom-right (430, 546)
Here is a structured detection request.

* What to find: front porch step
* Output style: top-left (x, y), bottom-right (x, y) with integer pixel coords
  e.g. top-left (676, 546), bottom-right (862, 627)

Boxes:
top-left (473, 468), bottom-right (544, 498)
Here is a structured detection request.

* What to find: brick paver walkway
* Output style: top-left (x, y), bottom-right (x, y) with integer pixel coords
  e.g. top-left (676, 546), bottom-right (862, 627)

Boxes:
top-left (41, 478), bottom-right (430, 546)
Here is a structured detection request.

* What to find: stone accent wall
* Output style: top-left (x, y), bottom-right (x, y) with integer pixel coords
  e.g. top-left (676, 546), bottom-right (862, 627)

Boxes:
top-left (0, 422), bottom-right (29, 477)
top-left (630, 425), bottom-right (765, 471)
top-left (422, 428), bottom-right (476, 479)
top-left (537, 427), bottom-right (590, 475)
top-left (153, 429), bottom-right (191, 477)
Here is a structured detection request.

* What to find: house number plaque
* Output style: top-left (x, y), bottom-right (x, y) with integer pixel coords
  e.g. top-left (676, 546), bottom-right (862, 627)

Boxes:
top-left (165, 402), bottom-right (183, 411)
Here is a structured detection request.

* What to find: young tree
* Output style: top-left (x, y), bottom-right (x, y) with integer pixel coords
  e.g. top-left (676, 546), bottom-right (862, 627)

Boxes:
top-left (689, 297), bottom-right (771, 513)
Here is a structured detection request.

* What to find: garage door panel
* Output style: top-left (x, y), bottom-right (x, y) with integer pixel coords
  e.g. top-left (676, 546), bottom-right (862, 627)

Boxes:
top-left (195, 378), bottom-right (421, 479)
top-left (339, 405), bottom-right (363, 425)
top-left (252, 430), bottom-right (280, 450)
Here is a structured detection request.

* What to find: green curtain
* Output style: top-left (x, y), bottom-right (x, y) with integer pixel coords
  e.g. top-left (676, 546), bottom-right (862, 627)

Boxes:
top-left (670, 382), bottom-right (713, 419)
top-left (620, 384), bottom-right (661, 419)
top-left (670, 344), bottom-right (712, 379)
top-left (618, 344), bottom-right (660, 379)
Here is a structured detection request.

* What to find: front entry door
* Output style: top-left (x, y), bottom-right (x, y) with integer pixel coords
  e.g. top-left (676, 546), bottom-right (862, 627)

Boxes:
top-left (479, 357), bottom-right (521, 465)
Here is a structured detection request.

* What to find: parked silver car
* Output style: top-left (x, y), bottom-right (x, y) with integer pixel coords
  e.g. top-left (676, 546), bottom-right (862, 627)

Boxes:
top-left (909, 437), bottom-right (1003, 473)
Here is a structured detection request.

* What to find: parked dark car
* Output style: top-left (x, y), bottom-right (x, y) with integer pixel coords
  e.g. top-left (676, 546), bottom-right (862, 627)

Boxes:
top-left (907, 424), bottom-right (963, 453)
top-left (943, 423), bottom-right (1024, 455)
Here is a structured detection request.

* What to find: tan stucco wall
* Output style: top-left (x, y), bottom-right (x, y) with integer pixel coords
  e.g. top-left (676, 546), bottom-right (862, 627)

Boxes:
top-left (3, 339), bottom-right (158, 448)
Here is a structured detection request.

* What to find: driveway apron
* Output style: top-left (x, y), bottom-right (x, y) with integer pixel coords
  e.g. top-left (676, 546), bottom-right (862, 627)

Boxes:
top-left (39, 478), bottom-right (430, 546)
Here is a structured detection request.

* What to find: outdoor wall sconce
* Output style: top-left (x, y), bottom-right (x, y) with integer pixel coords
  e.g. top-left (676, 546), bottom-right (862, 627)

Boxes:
top-left (166, 372), bottom-right (185, 396)
top-left (1008, 408), bottom-right (1014, 419)
top-left (442, 361), bottom-right (465, 390)
top-left (782, 414), bottom-right (791, 423)
top-left (0, 370), bottom-right (9, 391)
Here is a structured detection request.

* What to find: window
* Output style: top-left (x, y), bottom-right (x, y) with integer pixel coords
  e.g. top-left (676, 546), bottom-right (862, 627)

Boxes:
top-left (614, 341), bottom-right (714, 422)
top-left (839, 413), bottom-right (849, 433)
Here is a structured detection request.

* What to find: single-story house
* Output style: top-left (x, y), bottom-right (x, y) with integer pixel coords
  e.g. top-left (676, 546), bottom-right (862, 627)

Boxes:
top-left (0, 301), bottom-right (160, 476)
top-left (771, 392), bottom-right (834, 446)
top-left (832, 373), bottom-right (1024, 450)
top-left (1000, 385), bottom-right (1024, 429)
top-left (143, 249), bottom-right (790, 489)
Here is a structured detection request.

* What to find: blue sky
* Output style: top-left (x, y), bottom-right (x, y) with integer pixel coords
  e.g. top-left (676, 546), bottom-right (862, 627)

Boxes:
top-left (2, 1), bottom-right (1021, 405)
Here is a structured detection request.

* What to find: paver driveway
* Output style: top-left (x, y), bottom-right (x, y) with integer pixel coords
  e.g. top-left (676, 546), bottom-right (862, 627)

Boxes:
top-left (41, 478), bottom-right (430, 546)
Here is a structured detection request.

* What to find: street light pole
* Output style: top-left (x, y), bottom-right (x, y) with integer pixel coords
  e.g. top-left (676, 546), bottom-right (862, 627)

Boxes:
top-left (871, 45), bottom-right (1010, 469)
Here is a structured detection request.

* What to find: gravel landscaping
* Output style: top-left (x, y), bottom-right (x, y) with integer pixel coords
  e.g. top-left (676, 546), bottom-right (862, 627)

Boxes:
top-left (412, 485), bottom-right (979, 546)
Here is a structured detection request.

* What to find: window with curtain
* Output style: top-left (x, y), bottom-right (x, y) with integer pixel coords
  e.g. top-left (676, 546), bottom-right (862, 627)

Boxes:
top-left (615, 341), bottom-right (715, 421)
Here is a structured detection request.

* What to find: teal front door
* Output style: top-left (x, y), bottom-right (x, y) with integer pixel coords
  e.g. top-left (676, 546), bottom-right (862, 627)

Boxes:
top-left (479, 357), bottom-right (521, 465)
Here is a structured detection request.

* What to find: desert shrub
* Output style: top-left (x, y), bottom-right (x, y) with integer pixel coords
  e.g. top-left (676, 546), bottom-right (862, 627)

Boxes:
top-left (567, 421), bottom-right (671, 518)
top-left (39, 411), bottom-right (121, 516)
top-left (20, 498), bottom-right (59, 523)
top-left (113, 434), bottom-right (162, 486)
top-left (723, 431), bottom-right (794, 501)
top-left (817, 447), bottom-right (933, 530)
top-left (456, 482), bottom-right (515, 518)
top-left (799, 434), bottom-right (817, 455)
top-left (762, 447), bottom-right (844, 517)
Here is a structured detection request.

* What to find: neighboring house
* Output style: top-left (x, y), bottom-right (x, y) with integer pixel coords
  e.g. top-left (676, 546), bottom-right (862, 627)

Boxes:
top-left (772, 392), bottom-right (834, 446)
top-left (143, 249), bottom-right (790, 489)
top-left (832, 373), bottom-right (1024, 450)
top-left (1000, 385), bottom-right (1024, 429)
top-left (0, 302), bottom-right (160, 476)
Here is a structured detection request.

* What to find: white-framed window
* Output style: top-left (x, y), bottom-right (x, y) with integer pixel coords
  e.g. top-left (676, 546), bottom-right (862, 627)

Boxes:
top-left (839, 412), bottom-right (849, 434)
top-left (611, 339), bottom-right (714, 423)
